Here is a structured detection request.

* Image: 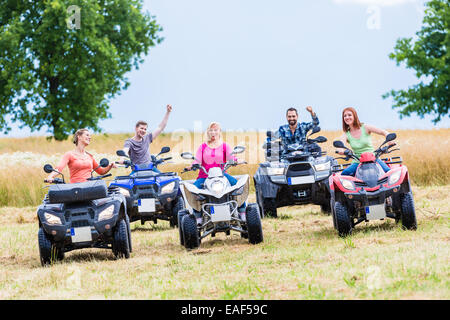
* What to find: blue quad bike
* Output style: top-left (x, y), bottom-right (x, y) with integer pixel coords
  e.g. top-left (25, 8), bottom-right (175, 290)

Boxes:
top-left (109, 147), bottom-right (184, 227)
top-left (38, 158), bottom-right (131, 266)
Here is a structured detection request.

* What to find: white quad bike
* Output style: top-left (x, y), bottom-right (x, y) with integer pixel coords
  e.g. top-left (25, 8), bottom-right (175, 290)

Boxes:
top-left (178, 146), bottom-right (264, 249)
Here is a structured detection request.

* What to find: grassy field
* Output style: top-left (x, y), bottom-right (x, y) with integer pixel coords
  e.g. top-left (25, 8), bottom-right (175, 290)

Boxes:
top-left (0, 185), bottom-right (448, 300)
top-left (0, 129), bottom-right (449, 207)
top-left (0, 130), bottom-right (448, 299)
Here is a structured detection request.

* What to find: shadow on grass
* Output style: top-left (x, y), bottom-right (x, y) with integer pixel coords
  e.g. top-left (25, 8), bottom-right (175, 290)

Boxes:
top-left (182, 235), bottom-right (252, 251)
top-left (309, 220), bottom-right (400, 240)
top-left (63, 250), bottom-right (116, 263)
top-left (131, 223), bottom-right (173, 233)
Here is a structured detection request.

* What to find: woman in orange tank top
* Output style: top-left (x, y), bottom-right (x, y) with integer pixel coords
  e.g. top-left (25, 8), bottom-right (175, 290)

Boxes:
top-left (46, 129), bottom-right (115, 183)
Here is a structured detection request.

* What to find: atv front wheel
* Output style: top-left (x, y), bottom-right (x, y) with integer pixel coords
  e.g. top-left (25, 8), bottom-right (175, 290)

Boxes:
top-left (263, 198), bottom-right (278, 218)
top-left (246, 203), bottom-right (264, 244)
top-left (38, 228), bottom-right (64, 266)
top-left (113, 219), bottom-right (130, 259)
top-left (182, 214), bottom-right (200, 249)
top-left (334, 201), bottom-right (352, 237)
top-left (320, 201), bottom-right (331, 214)
top-left (400, 192), bottom-right (417, 230)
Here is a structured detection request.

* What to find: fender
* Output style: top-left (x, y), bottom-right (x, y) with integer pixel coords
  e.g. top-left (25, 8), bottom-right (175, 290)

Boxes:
top-left (254, 167), bottom-right (280, 198)
top-left (185, 174), bottom-right (249, 199)
top-left (332, 175), bottom-right (361, 194)
top-left (378, 166), bottom-right (408, 189)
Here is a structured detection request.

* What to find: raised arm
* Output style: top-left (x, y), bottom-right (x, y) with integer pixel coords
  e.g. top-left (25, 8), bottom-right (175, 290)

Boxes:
top-left (152, 105), bottom-right (172, 140)
top-left (305, 106), bottom-right (319, 131)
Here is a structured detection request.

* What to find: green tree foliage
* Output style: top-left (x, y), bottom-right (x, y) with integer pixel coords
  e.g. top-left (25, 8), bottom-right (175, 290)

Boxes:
top-left (0, 0), bottom-right (162, 140)
top-left (384, 0), bottom-right (449, 124)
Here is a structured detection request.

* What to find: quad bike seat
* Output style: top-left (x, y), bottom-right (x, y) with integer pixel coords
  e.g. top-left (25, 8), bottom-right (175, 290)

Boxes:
top-left (48, 180), bottom-right (108, 204)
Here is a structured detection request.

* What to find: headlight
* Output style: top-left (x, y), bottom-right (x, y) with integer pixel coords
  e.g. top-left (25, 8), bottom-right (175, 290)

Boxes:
top-left (44, 212), bottom-right (62, 225)
top-left (388, 170), bottom-right (402, 185)
top-left (161, 181), bottom-right (176, 194)
top-left (98, 205), bottom-right (115, 221)
top-left (314, 162), bottom-right (331, 171)
top-left (211, 181), bottom-right (225, 193)
top-left (339, 178), bottom-right (355, 191)
top-left (267, 167), bottom-right (285, 175)
top-left (119, 188), bottom-right (130, 197)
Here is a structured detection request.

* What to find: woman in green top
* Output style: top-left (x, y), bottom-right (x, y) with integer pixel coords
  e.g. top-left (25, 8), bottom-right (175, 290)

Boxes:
top-left (336, 107), bottom-right (393, 176)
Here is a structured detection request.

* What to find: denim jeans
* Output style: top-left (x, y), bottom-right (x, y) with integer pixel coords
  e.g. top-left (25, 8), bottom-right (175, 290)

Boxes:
top-left (341, 158), bottom-right (390, 176)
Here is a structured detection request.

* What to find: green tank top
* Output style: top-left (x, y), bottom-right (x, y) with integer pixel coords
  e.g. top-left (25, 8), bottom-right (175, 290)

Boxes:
top-left (346, 124), bottom-right (374, 163)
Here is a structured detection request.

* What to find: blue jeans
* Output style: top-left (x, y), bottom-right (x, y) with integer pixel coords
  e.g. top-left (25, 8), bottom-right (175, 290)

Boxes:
top-left (194, 173), bottom-right (237, 188)
top-left (342, 158), bottom-right (390, 176)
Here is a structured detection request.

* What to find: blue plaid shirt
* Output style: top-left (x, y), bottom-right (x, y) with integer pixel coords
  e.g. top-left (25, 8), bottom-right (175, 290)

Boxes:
top-left (278, 115), bottom-right (320, 146)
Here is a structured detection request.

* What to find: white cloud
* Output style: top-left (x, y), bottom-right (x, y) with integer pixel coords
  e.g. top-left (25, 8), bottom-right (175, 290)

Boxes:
top-left (332, 0), bottom-right (418, 6)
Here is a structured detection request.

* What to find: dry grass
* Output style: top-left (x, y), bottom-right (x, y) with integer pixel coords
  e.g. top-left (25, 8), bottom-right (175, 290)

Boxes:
top-left (0, 185), bottom-right (448, 299)
top-left (0, 129), bottom-right (448, 207)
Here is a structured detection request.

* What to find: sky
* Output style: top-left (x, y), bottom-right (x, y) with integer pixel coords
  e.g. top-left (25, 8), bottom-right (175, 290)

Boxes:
top-left (3, 0), bottom-right (449, 138)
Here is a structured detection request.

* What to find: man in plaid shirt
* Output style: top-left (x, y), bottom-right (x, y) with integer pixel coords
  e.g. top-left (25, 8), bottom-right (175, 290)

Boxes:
top-left (278, 106), bottom-right (319, 145)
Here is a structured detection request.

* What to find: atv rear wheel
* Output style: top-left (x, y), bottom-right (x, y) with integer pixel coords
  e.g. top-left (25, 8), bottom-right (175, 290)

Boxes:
top-left (113, 219), bottom-right (130, 259)
top-left (182, 214), bottom-right (200, 249)
top-left (334, 201), bottom-right (352, 237)
top-left (246, 203), bottom-right (263, 244)
top-left (38, 228), bottom-right (64, 266)
top-left (178, 209), bottom-right (189, 246)
top-left (400, 192), bottom-right (417, 230)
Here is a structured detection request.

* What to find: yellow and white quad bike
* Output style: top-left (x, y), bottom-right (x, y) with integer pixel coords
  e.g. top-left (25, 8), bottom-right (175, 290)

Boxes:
top-left (177, 146), bottom-right (263, 249)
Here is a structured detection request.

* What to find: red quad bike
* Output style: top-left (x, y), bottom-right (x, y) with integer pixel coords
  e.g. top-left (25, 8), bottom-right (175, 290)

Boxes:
top-left (329, 133), bottom-right (417, 237)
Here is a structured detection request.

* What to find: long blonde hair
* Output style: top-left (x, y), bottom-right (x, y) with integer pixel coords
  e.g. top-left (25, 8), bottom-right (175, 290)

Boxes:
top-left (206, 122), bottom-right (222, 143)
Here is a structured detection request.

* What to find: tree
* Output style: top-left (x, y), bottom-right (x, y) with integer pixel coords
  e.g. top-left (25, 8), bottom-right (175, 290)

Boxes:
top-left (0, 0), bottom-right (163, 140)
top-left (383, 0), bottom-right (449, 124)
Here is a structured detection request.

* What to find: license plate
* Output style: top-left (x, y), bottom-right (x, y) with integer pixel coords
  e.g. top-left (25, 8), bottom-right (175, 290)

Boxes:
top-left (70, 226), bottom-right (92, 243)
top-left (365, 204), bottom-right (386, 220)
top-left (138, 198), bottom-right (156, 213)
top-left (288, 176), bottom-right (315, 185)
top-left (210, 205), bottom-right (231, 222)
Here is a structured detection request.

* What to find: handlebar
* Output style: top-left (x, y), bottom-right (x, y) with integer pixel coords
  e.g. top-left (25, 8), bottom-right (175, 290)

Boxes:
top-left (181, 159), bottom-right (246, 174)
top-left (334, 142), bottom-right (399, 163)
top-left (87, 173), bottom-right (112, 181)
top-left (44, 178), bottom-right (64, 184)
